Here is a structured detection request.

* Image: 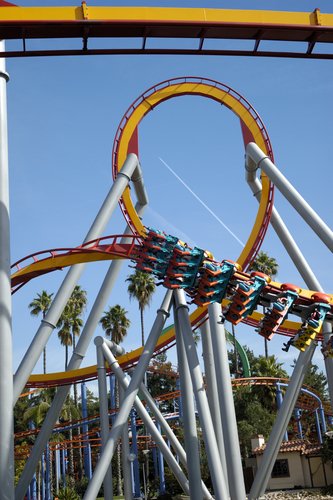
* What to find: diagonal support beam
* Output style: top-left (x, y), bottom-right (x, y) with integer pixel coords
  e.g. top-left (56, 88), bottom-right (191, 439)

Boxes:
top-left (83, 290), bottom-right (172, 500)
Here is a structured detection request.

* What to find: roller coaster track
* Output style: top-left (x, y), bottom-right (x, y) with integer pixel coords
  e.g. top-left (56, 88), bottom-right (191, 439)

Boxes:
top-left (111, 76), bottom-right (274, 266)
top-left (11, 234), bottom-right (141, 293)
top-left (11, 76), bottom-right (333, 388)
top-left (16, 377), bottom-right (330, 444)
top-left (1, 5), bottom-right (333, 59)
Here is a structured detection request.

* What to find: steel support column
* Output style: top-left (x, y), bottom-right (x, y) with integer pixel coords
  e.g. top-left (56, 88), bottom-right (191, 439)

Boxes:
top-left (249, 343), bottom-right (315, 499)
top-left (101, 339), bottom-right (192, 497)
top-left (83, 291), bottom-right (172, 500)
top-left (120, 385), bottom-right (133, 500)
top-left (208, 302), bottom-right (246, 500)
top-left (16, 201), bottom-right (146, 499)
top-left (0, 38), bottom-right (13, 500)
top-left (95, 341), bottom-right (113, 500)
top-left (14, 153), bottom-right (140, 403)
top-left (276, 382), bottom-right (288, 441)
top-left (174, 290), bottom-right (229, 500)
top-left (201, 319), bottom-right (228, 487)
top-left (245, 168), bottom-right (333, 409)
top-left (130, 410), bottom-right (140, 498)
top-left (246, 142), bottom-right (333, 252)
top-left (138, 381), bottom-right (212, 499)
top-left (174, 313), bottom-right (204, 500)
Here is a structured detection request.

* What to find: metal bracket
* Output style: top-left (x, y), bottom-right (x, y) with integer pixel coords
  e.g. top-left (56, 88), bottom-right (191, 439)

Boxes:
top-left (313, 8), bottom-right (322, 26)
top-left (81, 1), bottom-right (89, 20)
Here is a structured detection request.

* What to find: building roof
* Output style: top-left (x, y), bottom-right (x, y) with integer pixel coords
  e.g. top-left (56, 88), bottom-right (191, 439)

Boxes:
top-left (253, 439), bottom-right (322, 456)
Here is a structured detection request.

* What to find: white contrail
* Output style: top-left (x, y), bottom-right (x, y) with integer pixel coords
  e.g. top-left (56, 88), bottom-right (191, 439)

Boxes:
top-left (159, 157), bottom-right (245, 247)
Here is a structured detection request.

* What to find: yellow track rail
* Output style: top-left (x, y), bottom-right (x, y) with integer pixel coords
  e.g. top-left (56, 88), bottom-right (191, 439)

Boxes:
top-left (21, 77), bottom-right (332, 388)
top-left (0, 6), bottom-right (331, 27)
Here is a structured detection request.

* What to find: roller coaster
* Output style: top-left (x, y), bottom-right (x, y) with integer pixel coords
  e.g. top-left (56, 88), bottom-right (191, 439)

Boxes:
top-left (15, 377), bottom-right (331, 498)
top-left (2, 4), bottom-right (333, 500)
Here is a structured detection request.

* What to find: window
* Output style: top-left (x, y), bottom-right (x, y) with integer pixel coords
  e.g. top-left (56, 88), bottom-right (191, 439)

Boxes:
top-left (271, 459), bottom-right (290, 478)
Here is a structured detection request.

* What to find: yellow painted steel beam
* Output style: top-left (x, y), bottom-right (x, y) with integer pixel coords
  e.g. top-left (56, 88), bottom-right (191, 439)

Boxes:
top-left (0, 6), bottom-right (332, 27)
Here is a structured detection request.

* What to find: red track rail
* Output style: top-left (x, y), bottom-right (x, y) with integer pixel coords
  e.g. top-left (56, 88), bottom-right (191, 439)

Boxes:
top-left (11, 234), bottom-right (142, 293)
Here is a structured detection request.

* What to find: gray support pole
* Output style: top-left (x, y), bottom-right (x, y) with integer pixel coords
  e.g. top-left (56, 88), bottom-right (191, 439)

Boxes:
top-left (95, 342), bottom-right (113, 500)
top-left (103, 341), bottom-right (212, 500)
top-left (275, 382), bottom-right (288, 441)
top-left (200, 320), bottom-right (228, 481)
top-left (246, 142), bottom-right (333, 252)
top-left (174, 290), bottom-right (229, 500)
top-left (139, 383), bottom-right (212, 500)
top-left (139, 384), bottom-right (188, 466)
top-left (245, 174), bottom-right (333, 408)
top-left (83, 290), bottom-right (173, 500)
top-left (208, 302), bottom-right (246, 500)
top-left (101, 341), bottom-right (192, 497)
top-left (16, 203), bottom-right (147, 499)
top-left (175, 314), bottom-right (204, 500)
top-left (249, 343), bottom-right (315, 499)
top-left (0, 39), bottom-right (13, 500)
top-left (319, 405), bottom-right (327, 435)
top-left (119, 385), bottom-right (133, 500)
top-left (246, 169), bottom-right (324, 289)
top-left (14, 153), bottom-right (140, 403)
top-left (55, 447), bottom-right (60, 495)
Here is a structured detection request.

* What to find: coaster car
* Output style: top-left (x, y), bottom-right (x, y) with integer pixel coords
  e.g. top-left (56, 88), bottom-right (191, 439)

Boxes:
top-left (257, 284), bottom-right (299, 341)
top-left (225, 273), bottom-right (268, 325)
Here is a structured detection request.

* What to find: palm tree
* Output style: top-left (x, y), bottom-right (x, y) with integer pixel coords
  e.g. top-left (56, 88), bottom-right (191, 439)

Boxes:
top-left (100, 305), bottom-right (130, 497)
top-left (57, 286), bottom-right (87, 370)
top-left (99, 304), bottom-right (131, 344)
top-left (57, 284), bottom-right (87, 480)
top-left (251, 354), bottom-right (288, 407)
top-left (249, 251), bottom-right (279, 278)
top-left (252, 354), bottom-right (287, 379)
top-left (57, 316), bottom-right (73, 371)
top-left (126, 270), bottom-right (156, 346)
top-left (29, 290), bottom-right (54, 374)
top-left (249, 251), bottom-right (279, 358)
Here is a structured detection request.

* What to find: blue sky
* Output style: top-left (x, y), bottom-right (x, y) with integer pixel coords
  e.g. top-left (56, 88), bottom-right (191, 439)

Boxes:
top-left (7, 1), bottom-right (333, 382)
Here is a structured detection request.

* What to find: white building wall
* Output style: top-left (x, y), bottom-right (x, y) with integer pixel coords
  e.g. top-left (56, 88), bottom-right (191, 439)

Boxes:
top-left (256, 452), bottom-right (304, 491)
top-left (256, 452), bottom-right (333, 491)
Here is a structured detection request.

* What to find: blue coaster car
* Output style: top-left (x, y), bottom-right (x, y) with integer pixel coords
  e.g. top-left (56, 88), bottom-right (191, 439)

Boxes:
top-left (257, 285), bottom-right (299, 341)
top-left (165, 246), bottom-right (205, 289)
top-left (225, 272), bottom-right (267, 325)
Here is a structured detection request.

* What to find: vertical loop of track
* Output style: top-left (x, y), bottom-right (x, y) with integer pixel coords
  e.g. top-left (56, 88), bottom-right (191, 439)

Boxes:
top-left (112, 76), bottom-right (274, 270)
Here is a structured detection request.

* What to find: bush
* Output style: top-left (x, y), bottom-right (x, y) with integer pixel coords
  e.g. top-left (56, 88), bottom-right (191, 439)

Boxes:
top-left (57, 486), bottom-right (80, 500)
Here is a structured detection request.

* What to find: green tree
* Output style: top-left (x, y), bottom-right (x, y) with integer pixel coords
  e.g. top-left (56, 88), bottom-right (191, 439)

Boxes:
top-left (99, 304), bottom-right (131, 344)
top-left (57, 285), bottom-right (87, 479)
top-left (252, 354), bottom-right (288, 379)
top-left (28, 290), bottom-right (54, 374)
top-left (291, 359), bottom-right (328, 400)
top-left (229, 345), bottom-right (255, 378)
top-left (234, 388), bottom-right (276, 457)
top-left (230, 348), bottom-right (288, 455)
top-left (57, 286), bottom-right (87, 370)
top-left (249, 251), bottom-right (279, 277)
top-left (126, 270), bottom-right (156, 346)
top-left (249, 251), bottom-right (279, 358)
top-left (148, 352), bottom-right (177, 413)
top-left (251, 354), bottom-right (288, 406)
